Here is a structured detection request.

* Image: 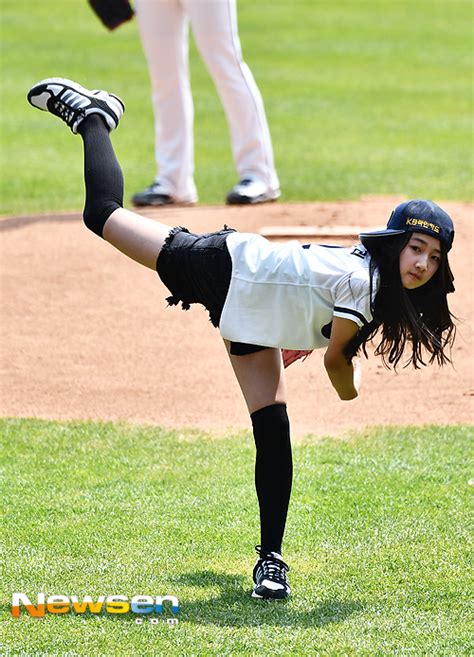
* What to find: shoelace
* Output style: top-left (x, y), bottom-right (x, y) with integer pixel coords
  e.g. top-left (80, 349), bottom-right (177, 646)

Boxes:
top-left (53, 99), bottom-right (84, 126)
top-left (255, 545), bottom-right (289, 584)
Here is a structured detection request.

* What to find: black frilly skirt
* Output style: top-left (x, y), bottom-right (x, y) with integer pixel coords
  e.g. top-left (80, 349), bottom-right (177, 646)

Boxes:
top-left (155, 225), bottom-right (267, 356)
top-left (156, 225), bottom-right (235, 328)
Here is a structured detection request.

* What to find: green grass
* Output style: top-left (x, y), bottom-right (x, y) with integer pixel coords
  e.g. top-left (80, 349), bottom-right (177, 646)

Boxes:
top-left (0, 0), bottom-right (472, 215)
top-left (1, 418), bottom-right (472, 655)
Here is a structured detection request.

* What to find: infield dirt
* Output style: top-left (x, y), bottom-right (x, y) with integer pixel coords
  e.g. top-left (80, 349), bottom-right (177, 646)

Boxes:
top-left (1, 198), bottom-right (472, 437)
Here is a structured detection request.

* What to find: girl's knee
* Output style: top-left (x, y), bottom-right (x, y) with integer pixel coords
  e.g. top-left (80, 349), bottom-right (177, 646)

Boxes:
top-left (251, 404), bottom-right (290, 438)
top-left (83, 202), bottom-right (120, 238)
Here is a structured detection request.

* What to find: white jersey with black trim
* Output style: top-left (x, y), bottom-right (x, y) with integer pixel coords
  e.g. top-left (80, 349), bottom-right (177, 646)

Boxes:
top-left (219, 233), bottom-right (379, 350)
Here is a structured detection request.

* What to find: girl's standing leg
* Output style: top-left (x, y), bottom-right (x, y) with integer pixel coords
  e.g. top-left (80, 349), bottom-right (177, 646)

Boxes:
top-left (225, 344), bottom-right (292, 559)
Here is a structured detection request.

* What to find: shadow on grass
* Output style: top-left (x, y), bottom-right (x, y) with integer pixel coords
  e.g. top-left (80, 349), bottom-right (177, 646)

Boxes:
top-left (171, 570), bottom-right (364, 628)
top-left (0, 572), bottom-right (363, 629)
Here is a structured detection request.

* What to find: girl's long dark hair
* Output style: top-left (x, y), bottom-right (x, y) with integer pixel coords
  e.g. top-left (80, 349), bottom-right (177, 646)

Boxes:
top-left (344, 233), bottom-right (456, 369)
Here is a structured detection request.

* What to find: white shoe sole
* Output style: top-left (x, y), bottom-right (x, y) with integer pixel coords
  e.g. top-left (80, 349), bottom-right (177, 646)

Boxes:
top-left (251, 587), bottom-right (290, 600)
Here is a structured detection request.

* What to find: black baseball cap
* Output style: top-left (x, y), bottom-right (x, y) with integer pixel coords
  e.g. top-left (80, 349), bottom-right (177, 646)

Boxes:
top-left (360, 200), bottom-right (455, 252)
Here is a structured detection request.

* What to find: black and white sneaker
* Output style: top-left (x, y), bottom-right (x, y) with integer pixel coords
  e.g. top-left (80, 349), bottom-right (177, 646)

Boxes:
top-left (226, 178), bottom-right (280, 205)
top-left (27, 77), bottom-right (124, 134)
top-left (251, 545), bottom-right (291, 600)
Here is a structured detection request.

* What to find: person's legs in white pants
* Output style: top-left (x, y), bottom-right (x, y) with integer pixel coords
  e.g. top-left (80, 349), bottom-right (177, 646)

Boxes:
top-left (187, 0), bottom-right (279, 193)
top-left (135, 0), bottom-right (197, 202)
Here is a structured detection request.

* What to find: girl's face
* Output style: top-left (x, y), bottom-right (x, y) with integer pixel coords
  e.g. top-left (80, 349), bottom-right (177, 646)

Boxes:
top-left (399, 232), bottom-right (441, 289)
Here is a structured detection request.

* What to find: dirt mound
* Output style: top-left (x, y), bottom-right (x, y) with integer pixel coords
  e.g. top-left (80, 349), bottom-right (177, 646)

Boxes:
top-left (1, 198), bottom-right (472, 437)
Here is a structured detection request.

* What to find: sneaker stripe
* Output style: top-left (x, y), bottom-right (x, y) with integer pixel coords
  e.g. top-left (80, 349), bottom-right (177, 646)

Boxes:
top-left (62, 90), bottom-right (90, 109)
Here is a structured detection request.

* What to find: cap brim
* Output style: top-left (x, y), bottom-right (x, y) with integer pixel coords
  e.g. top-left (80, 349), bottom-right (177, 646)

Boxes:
top-left (359, 229), bottom-right (406, 240)
top-left (359, 229), bottom-right (407, 250)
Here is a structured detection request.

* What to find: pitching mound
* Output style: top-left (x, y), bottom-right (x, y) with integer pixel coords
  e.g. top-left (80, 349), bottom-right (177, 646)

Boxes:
top-left (1, 198), bottom-right (472, 437)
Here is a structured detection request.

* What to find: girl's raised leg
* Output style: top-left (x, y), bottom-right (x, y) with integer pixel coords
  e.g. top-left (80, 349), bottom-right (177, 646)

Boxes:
top-left (102, 207), bottom-right (171, 270)
top-left (78, 114), bottom-right (172, 270)
top-left (27, 78), bottom-right (172, 270)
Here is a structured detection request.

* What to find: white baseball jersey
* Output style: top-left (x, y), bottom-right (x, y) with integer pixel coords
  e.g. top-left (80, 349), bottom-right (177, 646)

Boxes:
top-left (219, 233), bottom-right (379, 350)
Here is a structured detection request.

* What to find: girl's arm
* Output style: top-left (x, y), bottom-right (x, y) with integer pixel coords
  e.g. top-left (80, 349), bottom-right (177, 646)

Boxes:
top-left (324, 316), bottom-right (361, 400)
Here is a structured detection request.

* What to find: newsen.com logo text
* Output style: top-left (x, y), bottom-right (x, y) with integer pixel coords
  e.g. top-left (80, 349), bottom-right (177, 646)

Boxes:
top-left (12, 593), bottom-right (180, 625)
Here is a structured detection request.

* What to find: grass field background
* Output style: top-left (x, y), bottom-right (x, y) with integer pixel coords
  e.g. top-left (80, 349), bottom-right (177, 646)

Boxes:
top-left (1, 419), bottom-right (472, 655)
top-left (1, 0), bottom-right (472, 215)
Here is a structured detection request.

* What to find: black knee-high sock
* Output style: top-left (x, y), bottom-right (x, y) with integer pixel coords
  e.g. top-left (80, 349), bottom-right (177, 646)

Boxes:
top-left (77, 115), bottom-right (124, 238)
top-left (251, 403), bottom-right (293, 555)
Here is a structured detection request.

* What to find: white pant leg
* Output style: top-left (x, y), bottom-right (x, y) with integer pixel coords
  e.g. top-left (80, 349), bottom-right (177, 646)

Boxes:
top-left (135, 0), bottom-right (197, 202)
top-left (186, 0), bottom-right (279, 191)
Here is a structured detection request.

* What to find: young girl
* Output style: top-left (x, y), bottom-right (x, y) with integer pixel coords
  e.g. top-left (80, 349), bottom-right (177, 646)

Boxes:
top-left (27, 78), bottom-right (456, 600)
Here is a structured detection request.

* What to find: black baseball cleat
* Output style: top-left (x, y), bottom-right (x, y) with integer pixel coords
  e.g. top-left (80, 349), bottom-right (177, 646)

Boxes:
top-left (27, 77), bottom-right (124, 134)
top-left (132, 180), bottom-right (197, 207)
top-left (251, 545), bottom-right (291, 599)
top-left (132, 181), bottom-right (175, 207)
top-left (226, 178), bottom-right (280, 205)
